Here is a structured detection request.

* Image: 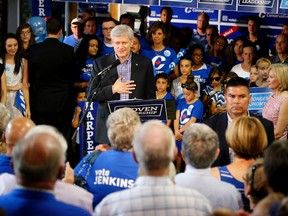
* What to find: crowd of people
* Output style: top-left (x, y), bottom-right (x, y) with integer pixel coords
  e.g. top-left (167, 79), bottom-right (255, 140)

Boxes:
top-left (0, 5), bottom-right (288, 216)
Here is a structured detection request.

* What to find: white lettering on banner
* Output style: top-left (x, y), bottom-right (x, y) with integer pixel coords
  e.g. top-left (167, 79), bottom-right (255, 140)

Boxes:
top-left (38, 0), bottom-right (45, 16)
top-left (87, 141), bottom-right (94, 150)
top-left (240, 0), bottom-right (272, 5)
top-left (85, 102), bottom-right (95, 152)
top-left (94, 169), bottom-right (135, 188)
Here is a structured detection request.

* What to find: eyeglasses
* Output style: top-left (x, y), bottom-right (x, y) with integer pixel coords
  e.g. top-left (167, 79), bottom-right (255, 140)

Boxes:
top-left (102, 27), bottom-right (114, 32)
top-left (210, 77), bottom-right (221, 81)
top-left (215, 41), bottom-right (224, 46)
top-left (181, 83), bottom-right (197, 91)
top-left (20, 31), bottom-right (31, 36)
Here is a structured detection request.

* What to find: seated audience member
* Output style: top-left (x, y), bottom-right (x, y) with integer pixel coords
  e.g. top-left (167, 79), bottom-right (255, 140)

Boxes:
top-left (0, 132), bottom-right (91, 216)
top-left (249, 57), bottom-right (271, 87)
top-left (0, 103), bottom-right (11, 154)
top-left (63, 18), bottom-right (83, 48)
top-left (95, 120), bottom-right (212, 215)
top-left (270, 34), bottom-right (288, 64)
top-left (211, 116), bottom-right (268, 211)
top-left (262, 64), bottom-right (288, 140)
top-left (204, 77), bottom-right (274, 166)
top-left (231, 42), bottom-right (256, 80)
top-left (0, 117), bottom-right (35, 174)
top-left (0, 125), bottom-right (94, 214)
top-left (175, 123), bottom-right (242, 210)
top-left (74, 108), bottom-right (140, 208)
top-left (243, 158), bottom-right (268, 210)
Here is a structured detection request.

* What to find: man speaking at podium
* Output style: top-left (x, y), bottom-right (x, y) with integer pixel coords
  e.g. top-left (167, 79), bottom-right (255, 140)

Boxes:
top-left (87, 24), bottom-right (155, 145)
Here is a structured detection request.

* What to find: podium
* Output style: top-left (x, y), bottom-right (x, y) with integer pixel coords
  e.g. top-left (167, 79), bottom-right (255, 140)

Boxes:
top-left (107, 99), bottom-right (176, 121)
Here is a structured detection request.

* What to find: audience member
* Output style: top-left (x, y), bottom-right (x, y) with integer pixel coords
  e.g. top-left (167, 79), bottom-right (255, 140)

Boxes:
top-left (1, 33), bottom-right (30, 118)
top-left (74, 108), bottom-right (140, 208)
top-left (249, 65), bottom-right (258, 84)
top-left (204, 35), bottom-right (229, 76)
top-left (0, 132), bottom-right (91, 216)
top-left (29, 18), bottom-right (78, 144)
top-left (227, 36), bottom-right (246, 66)
top-left (205, 25), bottom-right (219, 53)
top-left (282, 22), bottom-right (288, 35)
top-left (252, 193), bottom-right (284, 216)
top-left (246, 16), bottom-right (269, 60)
top-left (142, 21), bottom-right (179, 79)
top-left (250, 57), bottom-right (271, 87)
top-left (211, 116), bottom-right (268, 211)
top-left (81, 8), bottom-right (96, 22)
top-left (202, 67), bottom-right (225, 119)
top-left (160, 6), bottom-right (173, 24)
top-left (87, 24), bottom-right (155, 144)
top-left (0, 125), bottom-right (94, 213)
top-left (190, 12), bottom-right (210, 49)
top-left (15, 23), bottom-right (36, 59)
top-left (63, 18), bottom-right (83, 48)
top-left (262, 63), bottom-right (288, 140)
top-left (75, 34), bottom-right (101, 89)
top-left (100, 17), bottom-right (118, 55)
top-left (231, 42), bottom-right (255, 80)
top-left (0, 103), bottom-right (11, 154)
top-left (0, 64), bottom-right (7, 105)
top-left (175, 123), bottom-right (242, 211)
top-left (131, 35), bottom-right (141, 54)
top-left (204, 77), bottom-right (274, 166)
top-left (270, 34), bottom-right (288, 64)
top-left (191, 44), bottom-right (212, 93)
top-left (95, 120), bottom-right (212, 215)
top-left (243, 158), bottom-right (268, 210)
top-left (0, 117), bottom-right (35, 174)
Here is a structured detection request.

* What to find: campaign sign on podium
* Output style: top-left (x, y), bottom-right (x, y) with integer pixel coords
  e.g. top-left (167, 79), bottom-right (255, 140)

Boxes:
top-left (107, 99), bottom-right (176, 121)
top-left (77, 101), bottom-right (98, 157)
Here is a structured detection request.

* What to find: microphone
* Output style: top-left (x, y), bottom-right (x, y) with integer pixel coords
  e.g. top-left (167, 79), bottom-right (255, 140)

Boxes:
top-left (97, 59), bottom-right (121, 77)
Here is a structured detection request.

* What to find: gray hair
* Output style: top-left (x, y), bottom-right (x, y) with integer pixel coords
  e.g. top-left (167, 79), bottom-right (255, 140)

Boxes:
top-left (132, 120), bottom-right (175, 171)
top-left (182, 123), bottom-right (219, 168)
top-left (0, 103), bottom-right (12, 132)
top-left (24, 125), bottom-right (67, 158)
top-left (106, 108), bottom-right (141, 151)
top-left (111, 24), bottom-right (134, 41)
top-left (13, 133), bottom-right (64, 182)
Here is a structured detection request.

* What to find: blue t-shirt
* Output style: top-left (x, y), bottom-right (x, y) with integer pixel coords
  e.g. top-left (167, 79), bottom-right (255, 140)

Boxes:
top-left (192, 64), bottom-right (211, 93)
top-left (0, 154), bottom-right (13, 174)
top-left (63, 35), bottom-right (78, 48)
top-left (80, 58), bottom-right (94, 82)
top-left (101, 40), bottom-right (114, 56)
top-left (142, 47), bottom-right (177, 76)
top-left (74, 150), bottom-right (138, 208)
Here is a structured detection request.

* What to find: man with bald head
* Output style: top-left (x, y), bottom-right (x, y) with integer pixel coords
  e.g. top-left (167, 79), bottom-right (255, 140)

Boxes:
top-left (270, 33), bottom-right (288, 64)
top-left (0, 117), bottom-right (35, 174)
top-left (0, 132), bottom-right (91, 216)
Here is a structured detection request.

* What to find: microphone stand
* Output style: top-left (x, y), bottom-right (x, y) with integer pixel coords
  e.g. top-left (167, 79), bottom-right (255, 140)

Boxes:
top-left (71, 61), bottom-right (119, 158)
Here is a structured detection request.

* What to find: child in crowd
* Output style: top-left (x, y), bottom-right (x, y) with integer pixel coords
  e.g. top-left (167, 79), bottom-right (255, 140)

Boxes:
top-left (250, 57), bottom-right (271, 87)
top-left (174, 75), bottom-right (204, 171)
top-left (249, 65), bottom-right (258, 86)
top-left (155, 73), bottom-right (174, 127)
top-left (171, 55), bottom-right (200, 104)
top-left (72, 89), bottom-right (87, 129)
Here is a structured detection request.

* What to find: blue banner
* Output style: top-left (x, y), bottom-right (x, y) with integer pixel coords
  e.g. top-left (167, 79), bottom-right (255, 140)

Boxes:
top-left (237, 0), bottom-right (276, 13)
top-left (248, 87), bottom-right (272, 116)
top-left (32, 0), bottom-right (51, 17)
top-left (78, 101), bottom-right (98, 157)
top-left (198, 0), bottom-right (236, 11)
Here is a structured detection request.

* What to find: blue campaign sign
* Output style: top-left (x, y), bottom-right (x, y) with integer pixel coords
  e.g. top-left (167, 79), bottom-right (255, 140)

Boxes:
top-left (78, 101), bottom-right (98, 157)
top-left (124, 0), bottom-right (159, 4)
top-left (237, 0), bottom-right (276, 13)
top-left (159, 0), bottom-right (197, 7)
top-left (248, 87), bottom-right (272, 116)
top-left (198, 0), bottom-right (236, 11)
top-left (279, 0), bottom-right (288, 13)
top-left (32, 0), bottom-right (51, 17)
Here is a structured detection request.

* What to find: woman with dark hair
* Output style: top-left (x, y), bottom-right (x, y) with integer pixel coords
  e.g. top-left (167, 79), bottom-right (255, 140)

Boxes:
top-left (75, 35), bottom-right (102, 89)
top-left (0, 33), bottom-right (30, 118)
top-left (15, 23), bottom-right (36, 59)
top-left (142, 21), bottom-right (179, 79)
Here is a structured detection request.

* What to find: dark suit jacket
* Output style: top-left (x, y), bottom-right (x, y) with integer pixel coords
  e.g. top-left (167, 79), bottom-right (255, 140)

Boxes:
top-left (87, 52), bottom-right (155, 144)
top-left (29, 38), bottom-right (78, 113)
top-left (204, 112), bottom-right (275, 166)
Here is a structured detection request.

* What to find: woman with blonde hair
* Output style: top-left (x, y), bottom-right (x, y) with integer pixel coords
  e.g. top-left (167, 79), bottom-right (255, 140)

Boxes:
top-left (211, 116), bottom-right (268, 211)
top-left (262, 63), bottom-right (288, 140)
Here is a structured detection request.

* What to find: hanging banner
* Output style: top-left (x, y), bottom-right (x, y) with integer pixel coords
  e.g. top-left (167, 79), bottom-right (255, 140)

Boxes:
top-left (198, 0), bottom-right (236, 11)
top-left (237, 0), bottom-right (276, 13)
top-left (33, 0), bottom-right (52, 17)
